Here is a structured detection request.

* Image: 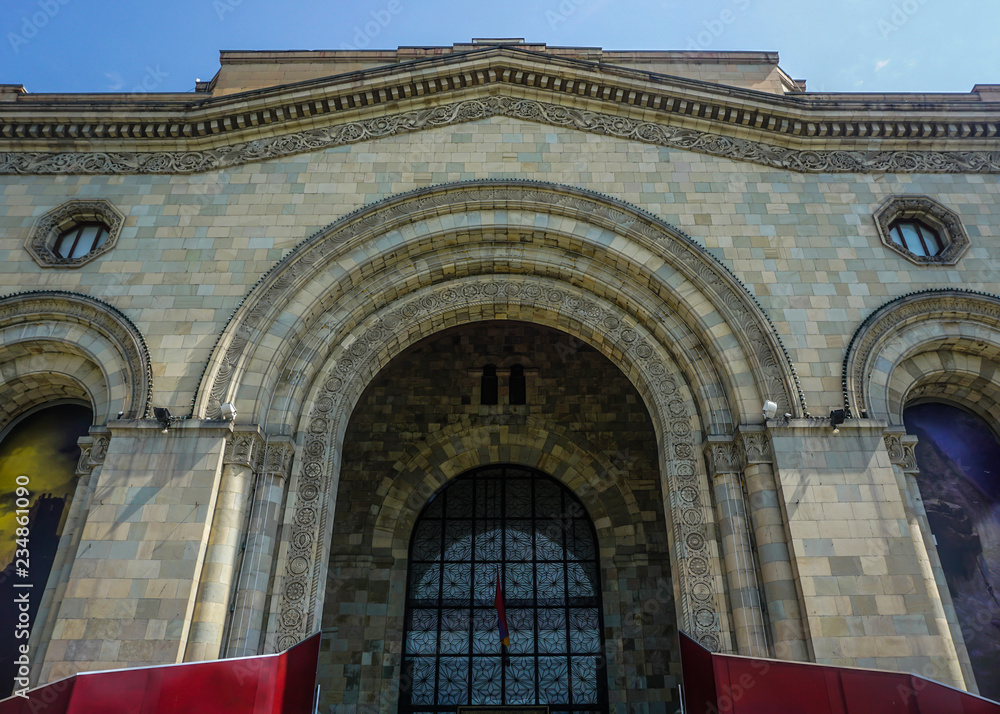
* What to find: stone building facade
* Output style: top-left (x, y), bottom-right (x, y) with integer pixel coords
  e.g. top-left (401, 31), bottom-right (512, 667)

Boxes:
top-left (1, 40), bottom-right (999, 712)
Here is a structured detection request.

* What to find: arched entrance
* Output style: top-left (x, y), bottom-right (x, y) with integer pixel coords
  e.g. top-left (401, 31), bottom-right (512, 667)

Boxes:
top-left (401, 465), bottom-right (607, 714)
top-left (195, 180), bottom-right (805, 709)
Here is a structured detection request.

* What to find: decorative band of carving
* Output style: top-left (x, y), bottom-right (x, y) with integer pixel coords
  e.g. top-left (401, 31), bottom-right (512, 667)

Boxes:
top-left (4, 95), bottom-right (998, 176)
top-left (842, 289), bottom-right (1000, 418)
top-left (273, 275), bottom-right (725, 653)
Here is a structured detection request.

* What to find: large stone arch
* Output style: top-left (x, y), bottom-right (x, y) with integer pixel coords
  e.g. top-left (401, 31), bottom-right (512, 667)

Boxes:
top-left (0, 290), bottom-right (153, 428)
top-left (194, 181), bottom-right (802, 428)
top-left (843, 289), bottom-right (1000, 424)
top-left (193, 181), bottom-right (803, 657)
top-left (273, 275), bottom-right (726, 656)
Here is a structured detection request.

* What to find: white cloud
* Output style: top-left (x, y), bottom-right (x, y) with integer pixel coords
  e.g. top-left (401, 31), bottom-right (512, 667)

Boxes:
top-left (875, 59), bottom-right (891, 72)
top-left (104, 72), bottom-right (124, 91)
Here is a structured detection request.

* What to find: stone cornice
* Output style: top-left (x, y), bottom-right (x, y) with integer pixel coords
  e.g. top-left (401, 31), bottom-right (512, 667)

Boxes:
top-left (1, 48), bottom-right (999, 175)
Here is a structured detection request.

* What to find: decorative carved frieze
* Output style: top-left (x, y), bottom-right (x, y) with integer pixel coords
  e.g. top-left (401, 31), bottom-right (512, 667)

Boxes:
top-left (3, 95), bottom-right (999, 176)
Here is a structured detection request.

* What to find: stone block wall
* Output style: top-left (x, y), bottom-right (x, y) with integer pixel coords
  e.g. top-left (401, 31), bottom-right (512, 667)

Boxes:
top-left (38, 420), bottom-right (230, 682)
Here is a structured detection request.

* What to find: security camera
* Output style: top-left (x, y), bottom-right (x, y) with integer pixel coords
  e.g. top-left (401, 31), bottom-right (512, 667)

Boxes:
top-left (762, 400), bottom-right (777, 420)
top-left (220, 402), bottom-right (237, 421)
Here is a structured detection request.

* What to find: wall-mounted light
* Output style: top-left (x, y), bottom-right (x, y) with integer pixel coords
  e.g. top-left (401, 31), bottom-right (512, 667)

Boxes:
top-left (220, 402), bottom-right (237, 421)
top-left (830, 409), bottom-right (846, 434)
top-left (154, 407), bottom-right (175, 433)
top-left (762, 400), bottom-right (777, 420)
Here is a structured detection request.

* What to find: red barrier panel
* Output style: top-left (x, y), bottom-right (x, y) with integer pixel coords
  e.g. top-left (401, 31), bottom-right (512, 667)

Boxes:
top-left (0, 633), bottom-right (320, 714)
top-left (680, 632), bottom-right (1000, 714)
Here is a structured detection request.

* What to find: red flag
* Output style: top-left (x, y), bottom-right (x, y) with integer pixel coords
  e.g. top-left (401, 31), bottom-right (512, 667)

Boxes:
top-left (494, 567), bottom-right (510, 647)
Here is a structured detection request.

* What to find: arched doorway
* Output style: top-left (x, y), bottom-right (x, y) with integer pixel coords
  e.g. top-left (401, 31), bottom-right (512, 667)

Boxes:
top-left (903, 402), bottom-right (1000, 702)
top-left (400, 465), bottom-right (608, 714)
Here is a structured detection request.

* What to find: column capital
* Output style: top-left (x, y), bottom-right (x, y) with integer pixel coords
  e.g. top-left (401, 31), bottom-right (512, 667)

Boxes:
top-left (75, 426), bottom-right (111, 476)
top-left (883, 426), bottom-right (919, 474)
top-left (224, 426), bottom-right (265, 467)
top-left (735, 425), bottom-right (773, 465)
top-left (259, 435), bottom-right (295, 479)
top-left (703, 435), bottom-right (742, 476)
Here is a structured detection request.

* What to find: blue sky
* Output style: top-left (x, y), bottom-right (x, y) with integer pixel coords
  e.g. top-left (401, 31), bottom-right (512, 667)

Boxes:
top-left (3, 0), bottom-right (998, 95)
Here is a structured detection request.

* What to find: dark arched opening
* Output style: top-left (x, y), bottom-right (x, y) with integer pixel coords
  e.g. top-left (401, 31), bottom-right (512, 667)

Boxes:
top-left (400, 464), bottom-right (608, 714)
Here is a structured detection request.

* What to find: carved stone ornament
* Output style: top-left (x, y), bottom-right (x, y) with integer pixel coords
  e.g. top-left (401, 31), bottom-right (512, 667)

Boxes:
top-left (272, 274), bottom-right (726, 653)
top-left (4, 96), bottom-right (1000, 176)
top-left (25, 199), bottom-right (125, 268)
top-left (843, 289), bottom-right (1000, 418)
top-left (0, 290), bottom-right (153, 420)
top-left (873, 195), bottom-right (970, 266)
top-left (705, 437), bottom-right (741, 475)
top-left (224, 429), bottom-right (263, 468)
top-left (74, 428), bottom-right (110, 477)
top-left (736, 429), bottom-right (773, 465)
top-left (883, 431), bottom-right (919, 474)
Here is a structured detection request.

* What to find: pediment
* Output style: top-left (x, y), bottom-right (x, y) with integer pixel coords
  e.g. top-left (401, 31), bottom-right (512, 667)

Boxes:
top-left (2, 45), bottom-right (999, 175)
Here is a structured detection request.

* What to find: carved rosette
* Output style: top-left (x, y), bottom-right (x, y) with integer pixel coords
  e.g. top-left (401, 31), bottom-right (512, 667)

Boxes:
top-left (273, 276), bottom-right (725, 652)
top-left (3, 96), bottom-right (1000, 176)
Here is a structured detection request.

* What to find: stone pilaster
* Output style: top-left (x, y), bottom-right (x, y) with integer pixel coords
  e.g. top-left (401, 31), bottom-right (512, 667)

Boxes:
top-left (768, 417), bottom-right (965, 686)
top-left (735, 425), bottom-right (809, 662)
top-left (883, 427), bottom-right (974, 692)
top-left (184, 427), bottom-right (262, 661)
top-left (40, 419), bottom-right (231, 683)
top-left (225, 436), bottom-right (293, 657)
top-left (30, 427), bottom-right (109, 684)
top-left (704, 435), bottom-right (768, 656)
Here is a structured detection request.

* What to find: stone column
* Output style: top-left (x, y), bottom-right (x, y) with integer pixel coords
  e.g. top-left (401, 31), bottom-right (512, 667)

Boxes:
top-left (883, 427), bottom-right (973, 691)
top-left (30, 427), bottom-right (110, 684)
top-left (705, 436), bottom-right (768, 656)
top-left (184, 428), bottom-right (261, 661)
top-left (224, 437), bottom-right (293, 657)
top-left (735, 426), bottom-right (809, 662)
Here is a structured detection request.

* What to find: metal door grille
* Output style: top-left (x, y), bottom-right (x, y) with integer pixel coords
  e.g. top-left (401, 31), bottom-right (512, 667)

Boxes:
top-left (400, 465), bottom-right (608, 714)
